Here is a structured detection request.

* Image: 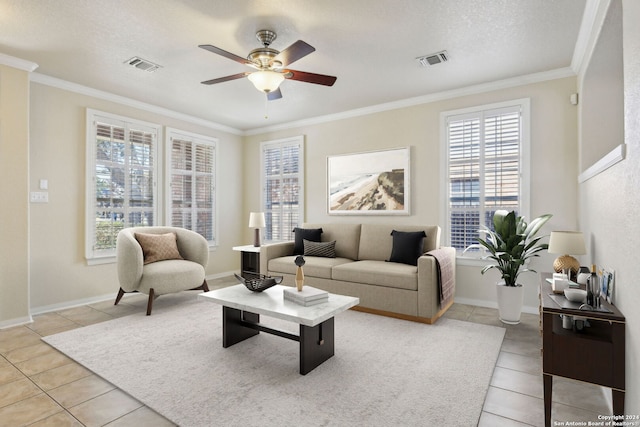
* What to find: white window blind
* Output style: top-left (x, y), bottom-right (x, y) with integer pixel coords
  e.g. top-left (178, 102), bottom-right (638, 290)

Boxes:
top-left (167, 129), bottom-right (216, 245)
top-left (443, 100), bottom-right (529, 254)
top-left (261, 136), bottom-right (304, 242)
top-left (86, 110), bottom-right (159, 262)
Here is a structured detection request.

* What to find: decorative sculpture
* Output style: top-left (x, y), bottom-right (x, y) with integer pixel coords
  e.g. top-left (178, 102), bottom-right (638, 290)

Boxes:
top-left (294, 255), bottom-right (306, 291)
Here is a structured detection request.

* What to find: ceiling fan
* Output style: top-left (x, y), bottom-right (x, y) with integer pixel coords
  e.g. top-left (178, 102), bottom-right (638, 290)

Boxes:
top-left (199, 29), bottom-right (337, 100)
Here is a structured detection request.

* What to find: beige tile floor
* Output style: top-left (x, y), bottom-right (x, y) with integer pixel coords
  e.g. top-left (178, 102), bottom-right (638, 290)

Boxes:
top-left (443, 304), bottom-right (612, 426)
top-left (1, 278), bottom-right (610, 426)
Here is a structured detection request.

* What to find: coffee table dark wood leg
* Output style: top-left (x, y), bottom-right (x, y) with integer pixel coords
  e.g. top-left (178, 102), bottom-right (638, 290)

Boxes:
top-left (299, 317), bottom-right (335, 375)
top-left (222, 306), bottom-right (260, 348)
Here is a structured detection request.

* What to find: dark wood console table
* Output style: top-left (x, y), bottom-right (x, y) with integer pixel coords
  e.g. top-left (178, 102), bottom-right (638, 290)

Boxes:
top-left (540, 273), bottom-right (625, 426)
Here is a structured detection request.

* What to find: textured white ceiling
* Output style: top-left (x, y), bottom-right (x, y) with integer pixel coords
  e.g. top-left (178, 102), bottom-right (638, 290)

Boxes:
top-left (0, 0), bottom-right (586, 131)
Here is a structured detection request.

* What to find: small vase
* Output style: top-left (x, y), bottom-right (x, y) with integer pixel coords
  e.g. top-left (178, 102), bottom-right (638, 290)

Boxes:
top-left (496, 281), bottom-right (524, 325)
top-left (295, 266), bottom-right (304, 291)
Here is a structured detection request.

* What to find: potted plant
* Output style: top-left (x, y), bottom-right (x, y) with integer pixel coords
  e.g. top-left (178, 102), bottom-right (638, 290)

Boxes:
top-left (477, 210), bottom-right (552, 324)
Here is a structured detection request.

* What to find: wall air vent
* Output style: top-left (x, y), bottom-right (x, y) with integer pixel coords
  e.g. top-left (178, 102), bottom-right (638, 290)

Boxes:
top-left (416, 50), bottom-right (449, 67)
top-left (125, 56), bottom-right (161, 72)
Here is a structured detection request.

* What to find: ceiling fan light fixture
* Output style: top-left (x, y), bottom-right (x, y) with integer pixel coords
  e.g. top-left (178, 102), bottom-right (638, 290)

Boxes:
top-left (248, 70), bottom-right (285, 93)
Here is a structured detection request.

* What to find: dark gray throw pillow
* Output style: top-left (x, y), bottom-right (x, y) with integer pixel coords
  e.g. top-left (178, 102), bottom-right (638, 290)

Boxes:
top-left (388, 230), bottom-right (427, 266)
top-left (292, 227), bottom-right (323, 255)
top-left (303, 239), bottom-right (336, 258)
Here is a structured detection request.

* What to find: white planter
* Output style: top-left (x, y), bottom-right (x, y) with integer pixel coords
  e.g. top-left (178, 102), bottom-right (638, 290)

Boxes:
top-left (496, 282), bottom-right (524, 325)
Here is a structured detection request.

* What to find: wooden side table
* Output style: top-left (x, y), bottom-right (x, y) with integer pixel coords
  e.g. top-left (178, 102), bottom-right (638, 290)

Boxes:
top-left (232, 245), bottom-right (261, 278)
top-left (540, 273), bottom-right (625, 426)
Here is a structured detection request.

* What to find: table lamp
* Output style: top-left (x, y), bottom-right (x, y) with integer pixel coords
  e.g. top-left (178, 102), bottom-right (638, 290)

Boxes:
top-left (548, 231), bottom-right (586, 277)
top-left (248, 212), bottom-right (266, 247)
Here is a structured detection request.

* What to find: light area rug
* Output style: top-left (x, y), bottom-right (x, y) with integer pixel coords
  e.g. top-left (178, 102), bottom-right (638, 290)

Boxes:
top-left (44, 293), bottom-right (505, 427)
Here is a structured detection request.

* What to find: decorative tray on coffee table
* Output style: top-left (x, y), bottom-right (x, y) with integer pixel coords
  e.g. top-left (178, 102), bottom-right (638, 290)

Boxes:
top-left (234, 272), bottom-right (283, 292)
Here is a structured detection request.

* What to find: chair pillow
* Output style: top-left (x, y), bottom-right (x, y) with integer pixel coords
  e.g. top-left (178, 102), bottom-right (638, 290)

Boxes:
top-left (135, 232), bottom-right (184, 265)
top-left (292, 227), bottom-right (323, 255)
top-left (388, 230), bottom-right (427, 266)
top-left (303, 239), bottom-right (336, 258)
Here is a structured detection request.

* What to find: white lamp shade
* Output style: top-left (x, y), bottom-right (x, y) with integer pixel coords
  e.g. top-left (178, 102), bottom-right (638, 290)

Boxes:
top-left (248, 212), bottom-right (266, 228)
top-left (548, 231), bottom-right (586, 255)
top-left (247, 71), bottom-right (284, 93)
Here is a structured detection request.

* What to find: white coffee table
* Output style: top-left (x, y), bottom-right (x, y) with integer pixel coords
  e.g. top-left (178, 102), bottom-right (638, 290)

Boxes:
top-left (198, 284), bottom-right (359, 375)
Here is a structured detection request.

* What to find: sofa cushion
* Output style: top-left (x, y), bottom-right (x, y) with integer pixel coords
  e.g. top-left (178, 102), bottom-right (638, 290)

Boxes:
top-left (303, 239), bottom-right (336, 258)
top-left (303, 223), bottom-right (361, 260)
top-left (388, 230), bottom-right (426, 266)
top-left (332, 260), bottom-right (418, 291)
top-left (358, 224), bottom-right (441, 261)
top-left (268, 255), bottom-right (352, 279)
top-left (134, 232), bottom-right (183, 265)
top-left (293, 227), bottom-right (323, 255)
top-left (139, 259), bottom-right (204, 295)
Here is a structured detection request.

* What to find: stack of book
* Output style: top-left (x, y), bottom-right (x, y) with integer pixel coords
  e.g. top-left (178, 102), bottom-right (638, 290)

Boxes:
top-left (283, 286), bottom-right (328, 306)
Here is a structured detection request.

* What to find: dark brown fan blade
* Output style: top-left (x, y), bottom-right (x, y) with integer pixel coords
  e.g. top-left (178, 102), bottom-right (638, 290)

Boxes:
top-left (273, 40), bottom-right (315, 67)
top-left (201, 72), bottom-right (249, 85)
top-left (199, 44), bottom-right (251, 66)
top-left (284, 69), bottom-right (337, 86)
top-left (267, 88), bottom-right (283, 101)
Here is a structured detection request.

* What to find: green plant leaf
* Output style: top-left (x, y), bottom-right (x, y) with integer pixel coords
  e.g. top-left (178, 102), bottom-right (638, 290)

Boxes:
top-left (476, 210), bottom-right (552, 287)
top-left (492, 210), bottom-right (509, 236)
top-left (523, 214), bottom-right (552, 238)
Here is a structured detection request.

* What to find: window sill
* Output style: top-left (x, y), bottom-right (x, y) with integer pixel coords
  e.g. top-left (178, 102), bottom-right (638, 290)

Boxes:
top-left (456, 256), bottom-right (490, 267)
top-left (86, 255), bottom-right (116, 266)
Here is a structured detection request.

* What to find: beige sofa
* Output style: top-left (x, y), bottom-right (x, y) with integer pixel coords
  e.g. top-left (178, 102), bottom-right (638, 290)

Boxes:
top-left (260, 223), bottom-right (456, 324)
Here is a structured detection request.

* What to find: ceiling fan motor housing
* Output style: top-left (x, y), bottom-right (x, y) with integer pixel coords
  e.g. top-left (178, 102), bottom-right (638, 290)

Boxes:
top-left (248, 47), bottom-right (281, 69)
top-left (249, 30), bottom-right (282, 69)
top-left (256, 29), bottom-right (277, 47)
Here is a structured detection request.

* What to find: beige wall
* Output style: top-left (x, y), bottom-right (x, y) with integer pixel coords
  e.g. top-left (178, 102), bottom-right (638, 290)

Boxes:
top-left (27, 83), bottom-right (244, 312)
top-left (0, 65), bottom-right (31, 326)
top-left (580, 0), bottom-right (624, 172)
top-left (244, 76), bottom-right (579, 312)
top-left (579, 0), bottom-right (640, 414)
top-left (1, 68), bottom-right (581, 323)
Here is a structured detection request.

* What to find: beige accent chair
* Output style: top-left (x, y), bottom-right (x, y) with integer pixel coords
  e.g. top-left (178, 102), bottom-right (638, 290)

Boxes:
top-left (115, 226), bottom-right (209, 315)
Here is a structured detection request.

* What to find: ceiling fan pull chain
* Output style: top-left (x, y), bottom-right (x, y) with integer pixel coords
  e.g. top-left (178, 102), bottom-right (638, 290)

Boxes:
top-left (264, 95), bottom-right (269, 119)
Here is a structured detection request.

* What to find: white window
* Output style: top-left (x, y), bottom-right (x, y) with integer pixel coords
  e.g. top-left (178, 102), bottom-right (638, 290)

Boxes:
top-left (260, 136), bottom-right (304, 242)
top-left (166, 128), bottom-right (217, 246)
top-left (440, 99), bottom-right (530, 257)
top-left (85, 109), bottom-right (160, 263)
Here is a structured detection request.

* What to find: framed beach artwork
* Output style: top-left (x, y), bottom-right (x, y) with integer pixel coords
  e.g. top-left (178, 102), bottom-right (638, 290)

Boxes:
top-left (327, 147), bottom-right (410, 215)
top-left (602, 268), bottom-right (615, 304)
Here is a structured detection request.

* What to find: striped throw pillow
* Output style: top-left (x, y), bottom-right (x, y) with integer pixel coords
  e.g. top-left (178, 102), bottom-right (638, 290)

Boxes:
top-left (303, 239), bottom-right (336, 258)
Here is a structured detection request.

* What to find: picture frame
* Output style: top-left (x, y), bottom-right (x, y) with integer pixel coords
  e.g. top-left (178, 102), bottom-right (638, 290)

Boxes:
top-left (602, 268), bottom-right (615, 304)
top-left (327, 147), bottom-right (410, 215)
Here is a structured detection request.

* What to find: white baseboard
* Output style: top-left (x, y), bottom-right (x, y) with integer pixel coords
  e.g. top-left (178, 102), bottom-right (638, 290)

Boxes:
top-left (454, 297), bottom-right (539, 315)
top-left (0, 315), bottom-right (34, 330)
top-left (30, 293), bottom-right (116, 316)
top-left (28, 269), bottom-right (237, 318)
top-left (206, 270), bottom-right (238, 281)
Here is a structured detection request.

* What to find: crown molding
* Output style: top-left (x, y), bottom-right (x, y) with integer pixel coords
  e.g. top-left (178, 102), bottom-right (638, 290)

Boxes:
top-left (0, 52), bottom-right (38, 72)
top-left (29, 73), bottom-right (243, 136)
top-left (27, 64), bottom-right (576, 138)
top-left (572, 0), bottom-right (611, 79)
top-left (571, 0), bottom-right (601, 73)
top-left (245, 67), bottom-right (576, 136)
